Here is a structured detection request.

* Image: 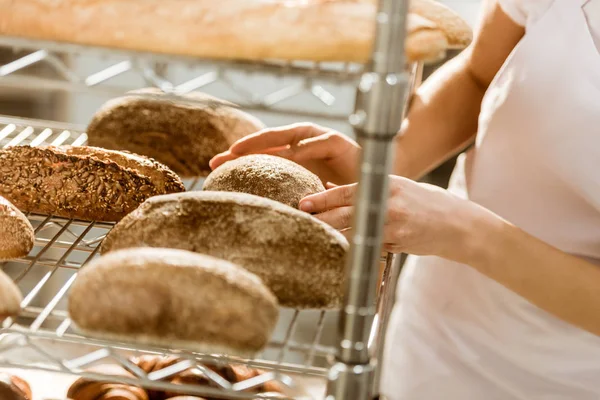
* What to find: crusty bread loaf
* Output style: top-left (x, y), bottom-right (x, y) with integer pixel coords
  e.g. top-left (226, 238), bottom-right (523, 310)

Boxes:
top-left (0, 374), bottom-right (31, 400)
top-left (0, 270), bottom-right (21, 322)
top-left (203, 155), bottom-right (325, 209)
top-left (0, 145), bottom-right (185, 222)
top-left (67, 365), bottom-right (148, 400)
top-left (101, 191), bottom-right (348, 309)
top-left (86, 89), bottom-right (265, 178)
top-left (0, 0), bottom-right (471, 64)
top-left (69, 248), bottom-right (279, 357)
top-left (0, 196), bottom-right (34, 260)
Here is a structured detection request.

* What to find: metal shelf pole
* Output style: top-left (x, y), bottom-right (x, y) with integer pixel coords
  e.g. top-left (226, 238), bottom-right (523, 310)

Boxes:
top-left (326, 0), bottom-right (411, 398)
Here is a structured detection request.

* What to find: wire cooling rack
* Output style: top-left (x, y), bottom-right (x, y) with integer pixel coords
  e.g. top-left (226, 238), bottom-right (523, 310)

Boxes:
top-left (0, 115), bottom-right (339, 399)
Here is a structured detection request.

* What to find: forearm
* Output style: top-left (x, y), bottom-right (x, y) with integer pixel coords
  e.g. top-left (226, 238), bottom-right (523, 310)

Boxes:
top-left (394, 51), bottom-right (485, 180)
top-left (465, 209), bottom-right (600, 336)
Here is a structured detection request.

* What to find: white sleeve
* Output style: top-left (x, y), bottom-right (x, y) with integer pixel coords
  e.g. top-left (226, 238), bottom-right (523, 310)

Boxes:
top-left (498, 0), bottom-right (554, 27)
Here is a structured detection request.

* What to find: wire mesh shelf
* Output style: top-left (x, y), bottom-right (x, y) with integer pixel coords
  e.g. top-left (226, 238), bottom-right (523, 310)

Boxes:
top-left (0, 36), bottom-right (361, 122)
top-left (0, 116), bottom-right (339, 399)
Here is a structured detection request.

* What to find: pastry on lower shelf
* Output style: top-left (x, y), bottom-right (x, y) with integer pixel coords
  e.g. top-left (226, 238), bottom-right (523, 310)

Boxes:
top-left (0, 0), bottom-right (471, 64)
top-left (100, 191), bottom-right (349, 309)
top-left (203, 154), bottom-right (325, 209)
top-left (86, 89), bottom-right (265, 178)
top-left (0, 373), bottom-right (32, 400)
top-left (0, 195), bottom-right (34, 260)
top-left (67, 364), bottom-right (148, 400)
top-left (68, 248), bottom-right (279, 357)
top-left (0, 145), bottom-right (185, 222)
top-left (0, 270), bottom-right (22, 323)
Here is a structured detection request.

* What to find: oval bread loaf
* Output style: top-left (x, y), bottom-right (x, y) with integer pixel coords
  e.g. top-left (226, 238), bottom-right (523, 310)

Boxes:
top-left (0, 196), bottom-right (34, 260)
top-left (101, 191), bottom-right (348, 309)
top-left (203, 155), bottom-right (325, 209)
top-left (69, 248), bottom-right (279, 357)
top-left (87, 89), bottom-right (265, 178)
top-left (0, 145), bottom-right (185, 222)
top-left (0, 270), bottom-right (21, 323)
top-left (0, 374), bottom-right (32, 400)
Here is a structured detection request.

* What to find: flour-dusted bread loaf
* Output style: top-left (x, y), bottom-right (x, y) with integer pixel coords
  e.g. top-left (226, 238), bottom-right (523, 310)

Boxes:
top-left (0, 145), bottom-right (185, 221)
top-left (0, 0), bottom-right (471, 64)
top-left (0, 270), bottom-right (21, 323)
top-left (203, 155), bottom-right (325, 209)
top-left (0, 196), bottom-right (34, 260)
top-left (69, 248), bottom-right (279, 357)
top-left (101, 191), bottom-right (348, 309)
top-left (86, 89), bottom-right (265, 178)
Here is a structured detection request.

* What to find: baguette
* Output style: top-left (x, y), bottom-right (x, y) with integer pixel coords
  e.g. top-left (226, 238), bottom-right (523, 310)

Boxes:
top-left (0, 196), bottom-right (34, 260)
top-left (0, 0), bottom-right (471, 64)
top-left (203, 155), bottom-right (325, 209)
top-left (0, 145), bottom-right (185, 221)
top-left (86, 89), bottom-right (265, 178)
top-left (101, 191), bottom-right (348, 309)
top-left (0, 270), bottom-right (21, 323)
top-left (69, 248), bottom-right (279, 357)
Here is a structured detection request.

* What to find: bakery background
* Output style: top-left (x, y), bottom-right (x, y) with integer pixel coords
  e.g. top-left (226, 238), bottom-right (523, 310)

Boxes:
top-left (0, 1), bottom-right (479, 399)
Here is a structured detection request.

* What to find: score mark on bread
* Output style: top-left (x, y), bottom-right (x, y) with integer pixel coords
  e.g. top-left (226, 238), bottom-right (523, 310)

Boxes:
top-left (101, 191), bottom-right (348, 309)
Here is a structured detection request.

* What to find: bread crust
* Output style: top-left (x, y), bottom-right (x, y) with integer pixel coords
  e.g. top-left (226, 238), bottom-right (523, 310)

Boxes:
top-left (87, 89), bottom-right (265, 178)
top-left (0, 196), bottom-right (34, 260)
top-left (203, 155), bottom-right (325, 209)
top-left (69, 248), bottom-right (279, 356)
top-left (0, 145), bottom-right (185, 222)
top-left (0, 0), bottom-right (471, 63)
top-left (101, 191), bottom-right (348, 309)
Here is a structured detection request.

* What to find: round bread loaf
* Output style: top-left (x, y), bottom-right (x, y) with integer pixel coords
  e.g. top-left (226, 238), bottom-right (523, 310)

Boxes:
top-left (0, 373), bottom-right (31, 400)
top-left (0, 196), bottom-right (34, 260)
top-left (86, 89), bottom-right (265, 178)
top-left (0, 270), bottom-right (22, 322)
top-left (69, 248), bottom-right (279, 357)
top-left (203, 155), bottom-right (325, 209)
top-left (101, 191), bottom-right (348, 309)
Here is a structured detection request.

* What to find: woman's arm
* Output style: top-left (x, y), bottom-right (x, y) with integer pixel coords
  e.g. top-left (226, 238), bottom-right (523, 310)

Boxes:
top-left (396, 0), bottom-right (525, 179)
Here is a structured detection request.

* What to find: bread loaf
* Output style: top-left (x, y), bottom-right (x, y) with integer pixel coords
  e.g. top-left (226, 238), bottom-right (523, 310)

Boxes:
top-left (0, 270), bottom-right (21, 322)
top-left (0, 196), bottom-right (34, 260)
top-left (203, 155), bottom-right (324, 209)
top-left (69, 248), bottom-right (279, 356)
top-left (67, 364), bottom-right (148, 400)
top-left (0, 374), bottom-right (31, 400)
top-left (101, 191), bottom-right (348, 309)
top-left (0, 145), bottom-right (185, 222)
top-left (0, 0), bottom-right (471, 63)
top-left (86, 89), bottom-right (265, 178)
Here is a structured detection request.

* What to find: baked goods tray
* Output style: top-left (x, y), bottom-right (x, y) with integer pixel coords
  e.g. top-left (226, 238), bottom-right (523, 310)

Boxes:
top-left (0, 115), bottom-right (339, 399)
top-left (0, 36), bottom-right (361, 122)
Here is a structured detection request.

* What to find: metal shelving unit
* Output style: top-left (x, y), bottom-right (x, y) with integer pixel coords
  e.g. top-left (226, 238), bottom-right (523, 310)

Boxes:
top-left (0, 1), bottom-right (415, 398)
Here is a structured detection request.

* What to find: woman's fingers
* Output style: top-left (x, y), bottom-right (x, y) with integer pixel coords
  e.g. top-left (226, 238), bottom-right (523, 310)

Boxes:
top-left (299, 183), bottom-right (357, 213)
top-left (230, 123), bottom-right (323, 155)
top-left (311, 206), bottom-right (354, 230)
top-left (209, 150), bottom-right (237, 169)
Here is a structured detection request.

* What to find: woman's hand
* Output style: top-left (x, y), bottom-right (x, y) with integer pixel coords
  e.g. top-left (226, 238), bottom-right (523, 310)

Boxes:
top-left (300, 175), bottom-right (494, 263)
top-left (209, 123), bottom-right (361, 186)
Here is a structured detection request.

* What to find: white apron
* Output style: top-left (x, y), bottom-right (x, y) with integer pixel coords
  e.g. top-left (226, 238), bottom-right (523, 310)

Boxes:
top-left (381, 0), bottom-right (600, 399)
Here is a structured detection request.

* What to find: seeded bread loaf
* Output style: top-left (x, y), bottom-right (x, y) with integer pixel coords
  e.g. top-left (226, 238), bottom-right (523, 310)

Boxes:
top-left (0, 0), bottom-right (471, 64)
top-left (86, 89), bottom-right (265, 178)
top-left (69, 248), bottom-right (279, 356)
top-left (101, 191), bottom-right (348, 309)
top-left (0, 374), bottom-right (32, 400)
top-left (0, 270), bottom-right (21, 322)
top-left (0, 145), bottom-right (185, 222)
top-left (203, 155), bottom-right (324, 209)
top-left (0, 196), bottom-right (34, 260)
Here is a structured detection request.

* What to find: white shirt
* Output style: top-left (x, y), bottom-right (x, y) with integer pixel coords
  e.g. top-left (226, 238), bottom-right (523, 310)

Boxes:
top-left (381, 1), bottom-right (600, 399)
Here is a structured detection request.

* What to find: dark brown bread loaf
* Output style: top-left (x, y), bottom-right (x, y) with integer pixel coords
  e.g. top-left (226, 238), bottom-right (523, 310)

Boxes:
top-left (203, 155), bottom-right (325, 209)
top-left (69, 248), bottom-right (279, 356)
top-left (67, 364), bottom-right (148, 400)
top-left (101, 191), bottom-right (348, 309)
top-left (0, 145), bottom-right (185, 222)
top-left (0, 270), bottom-right (21, 322)
top-left (86, 89), bottom-right (265, 178)
top-left (0, 373), bottom-right (31, 400)
top-left (0, 195), bottom-right (34, 260)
